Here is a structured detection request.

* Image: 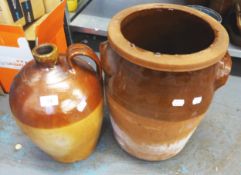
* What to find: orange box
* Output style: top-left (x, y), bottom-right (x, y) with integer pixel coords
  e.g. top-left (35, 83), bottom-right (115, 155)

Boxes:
top-left (0, 0), bottom-right (67, 93)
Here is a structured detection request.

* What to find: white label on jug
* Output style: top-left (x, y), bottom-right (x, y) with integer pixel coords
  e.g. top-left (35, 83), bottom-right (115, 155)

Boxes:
top-left (40, 95), bottom-right (59, 107)
top-left (77, 98), bottom-right (87, 112)
top-left (172, 99), bottom-right (185, 107)
top-left (192, 96), bottom-right (202, 105)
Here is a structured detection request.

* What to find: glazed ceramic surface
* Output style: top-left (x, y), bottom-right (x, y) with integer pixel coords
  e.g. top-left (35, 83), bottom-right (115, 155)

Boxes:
top-left (209, 0), bottom-right (234, 17)
top-left (186, 0), bottom-right (209, 6)
top-left (100, 3), bottom-right (232, 161)
top-left (9, 43), bottom-right (103, 163)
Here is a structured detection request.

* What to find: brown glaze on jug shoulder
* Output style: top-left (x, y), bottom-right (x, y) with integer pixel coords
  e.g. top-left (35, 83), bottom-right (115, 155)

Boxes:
top-left (9, 43), bottom-right (103, 163)
top-left (100, 3), bottom-right (232, 161)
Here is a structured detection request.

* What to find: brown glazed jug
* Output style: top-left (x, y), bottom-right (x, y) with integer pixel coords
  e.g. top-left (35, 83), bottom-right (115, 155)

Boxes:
top-left (9, 43), bottom-right (103, 163)
top-left (100, 3), bottom-right (232, 161)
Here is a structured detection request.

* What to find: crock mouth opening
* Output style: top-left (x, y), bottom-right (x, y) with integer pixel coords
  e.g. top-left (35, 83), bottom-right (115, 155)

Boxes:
top-left (108, 3), bottom-right (229, 72)
top-left (121, 8), bottom-right (215, 55)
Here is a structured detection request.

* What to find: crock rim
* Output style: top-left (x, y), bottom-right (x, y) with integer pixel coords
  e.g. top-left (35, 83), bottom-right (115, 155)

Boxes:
top-left (107, 3), bottom-right (229, 72)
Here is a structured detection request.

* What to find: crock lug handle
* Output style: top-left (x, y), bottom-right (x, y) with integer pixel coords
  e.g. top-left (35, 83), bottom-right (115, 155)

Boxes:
top-left (100, 41), bottom-right (114, 77)
top-left (215, 52), bottom-right (232, 90)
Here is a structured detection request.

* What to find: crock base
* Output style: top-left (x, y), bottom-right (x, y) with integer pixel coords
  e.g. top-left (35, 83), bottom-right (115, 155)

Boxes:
top-left (110, 116), bottom-right (196, 161)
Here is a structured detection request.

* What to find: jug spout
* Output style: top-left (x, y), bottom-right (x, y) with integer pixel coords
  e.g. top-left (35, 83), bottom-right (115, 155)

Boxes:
top-left (32, 43), bottom-right (59, 68)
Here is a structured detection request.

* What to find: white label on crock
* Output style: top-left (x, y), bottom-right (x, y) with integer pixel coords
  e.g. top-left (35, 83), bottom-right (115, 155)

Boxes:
top-left (192, 96), bottom-right (202, 105)
top-left (40, 95), bottom-right (59, 107)
top-left (172, 99), bottom-right (185, 107)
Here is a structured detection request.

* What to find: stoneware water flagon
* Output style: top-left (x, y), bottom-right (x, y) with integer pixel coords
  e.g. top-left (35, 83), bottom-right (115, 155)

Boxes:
top-left (100, 3), bottom-right (232, 161)
top-left (9, 43), bottom-right (103, 163)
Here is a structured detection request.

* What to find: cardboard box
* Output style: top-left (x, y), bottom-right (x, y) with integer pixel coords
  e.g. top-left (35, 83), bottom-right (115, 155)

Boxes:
top-left (43, 0), bottom-right (61, 13)
top-left (25, 14), bottom-right (48, 41)
top-left (0, 0), bottom-right (26, 26)
top-left (0, 6), bottom-right (4, 24)
top-left (0, 84), bottom-right (4, 95)
top-left (20, 0), bottom-right (45, 24)
top-left (0, 0), bottom-right (67, 93)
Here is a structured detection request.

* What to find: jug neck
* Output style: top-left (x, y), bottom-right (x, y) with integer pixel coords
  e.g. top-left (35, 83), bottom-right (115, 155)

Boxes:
top-left (32, 44), bottom-right (59, 68)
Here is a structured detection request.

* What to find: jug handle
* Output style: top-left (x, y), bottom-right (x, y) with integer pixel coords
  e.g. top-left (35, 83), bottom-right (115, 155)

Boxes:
top-left (215, 52), bottom-right (232, 90)
top-left (67, 43), bottom-right (102, 80)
